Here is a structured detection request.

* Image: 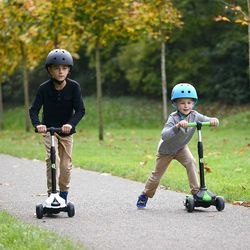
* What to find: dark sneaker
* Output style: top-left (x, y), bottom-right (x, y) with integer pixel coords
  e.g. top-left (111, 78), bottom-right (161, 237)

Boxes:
top-left (59, 191), bottom-right (68, 203)
top-left (136, 193), bottom-right (148, 209)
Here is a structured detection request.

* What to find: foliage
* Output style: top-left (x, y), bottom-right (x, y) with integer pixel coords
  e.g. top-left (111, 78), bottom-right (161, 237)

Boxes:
top-left (117, 39), bottom-right (161, 95)
top-left (210, 31), bottom-right (249, 104)
top-left (1, 0), bottom-right (249, 106)
top-left (125, 0), bottom-right (182, 39)
top-left (0, 0), bottom-right (48, 70)
top-left (214, 0), bottom-right (248, 26)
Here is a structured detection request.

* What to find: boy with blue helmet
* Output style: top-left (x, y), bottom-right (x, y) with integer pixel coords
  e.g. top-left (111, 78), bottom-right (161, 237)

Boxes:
top-left (136, 83), bottom-right (219, 209)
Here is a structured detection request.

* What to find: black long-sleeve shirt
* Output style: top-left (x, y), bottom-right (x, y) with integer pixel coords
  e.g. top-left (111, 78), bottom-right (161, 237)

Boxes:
top-left (29, 78), bottom-right (85, 135)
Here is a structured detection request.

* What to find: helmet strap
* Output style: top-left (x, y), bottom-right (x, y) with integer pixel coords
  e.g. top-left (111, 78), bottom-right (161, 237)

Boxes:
top-left (177, 110), bottom-right (191, 120)
top-left (50, 77), bottom-right (66, 85)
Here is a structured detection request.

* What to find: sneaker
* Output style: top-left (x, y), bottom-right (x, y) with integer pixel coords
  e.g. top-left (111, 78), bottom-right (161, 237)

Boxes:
top-left (59, 191), bottom-right (68, 203)
top-left (136, 193), bottom-right (148, 208)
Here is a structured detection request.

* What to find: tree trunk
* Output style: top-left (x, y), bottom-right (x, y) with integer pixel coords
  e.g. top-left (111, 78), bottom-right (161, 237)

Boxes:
top-left (247, 0), bottom-right (250, 90)
top-left (21, 43), bottom-right (30, 132)
top-left (95, 41), bottom-right (104, 141)
top-left (161, 33), bottom-right (168, 122)
top-left (0, 83), bottom-right (3, 129)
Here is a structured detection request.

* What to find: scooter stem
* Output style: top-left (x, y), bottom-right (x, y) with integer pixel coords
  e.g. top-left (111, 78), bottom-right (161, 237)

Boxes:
top-left (196, 122), bottom-right (206, 189)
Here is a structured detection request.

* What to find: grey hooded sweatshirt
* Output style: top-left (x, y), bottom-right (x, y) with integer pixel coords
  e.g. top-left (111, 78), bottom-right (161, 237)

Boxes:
top-left (157, 110), bottom-right (211, 155)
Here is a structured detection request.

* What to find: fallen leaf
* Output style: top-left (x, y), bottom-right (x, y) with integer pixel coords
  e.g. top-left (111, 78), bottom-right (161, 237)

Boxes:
top-left (36, 193), bottom-right (47, 197)
top-left (242, 201), bottom-right (250, 207)
top-left (159, 185), bottom-right (170, 190)
top-left (139, 160), bottom-right (147, 167)
top-left (239, 147), bottom-right (246, 155)
top-left (204, 162), bottom-right (212, 173)
top-left (232, 201), bottom-right (243, 205)
top-left (223, 139), bottom-right (229, 144)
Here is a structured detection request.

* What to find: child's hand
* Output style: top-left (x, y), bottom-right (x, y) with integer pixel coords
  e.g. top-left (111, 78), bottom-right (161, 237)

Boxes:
top-left (176, 120), bottom-right (188, 128)
top-left (210, 118), bottom-right (219, 127)
top-left (36, 125), bottom-right (47, 133)
top-left (62, 124), bottom-right (72, 134)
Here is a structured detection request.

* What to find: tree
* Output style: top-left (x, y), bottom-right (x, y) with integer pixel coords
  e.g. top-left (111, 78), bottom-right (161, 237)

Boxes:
top-left (214, 0), bottom-right (249, 89)
top-left (0, 0), bottom-right (82, 131)
top-left (75, 0), bottom-right (137, 140)
top-left (123, 1), bottom-right (182, 121)
top-left (0, 0), bottom-right (49, 131)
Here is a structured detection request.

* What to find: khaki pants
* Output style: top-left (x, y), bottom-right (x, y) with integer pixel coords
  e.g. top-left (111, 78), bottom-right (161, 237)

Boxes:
top-left (144, 145), bottom-right (199, 197)
top-left (43, 133), bottom-right (73, 194)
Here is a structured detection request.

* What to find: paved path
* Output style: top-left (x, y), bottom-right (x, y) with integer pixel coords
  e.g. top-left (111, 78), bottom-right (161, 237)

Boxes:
top-left (0, 154), bottom-right (249, 250)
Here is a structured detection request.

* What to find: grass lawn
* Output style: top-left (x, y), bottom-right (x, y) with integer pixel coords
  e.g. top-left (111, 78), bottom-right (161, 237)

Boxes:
top-left (0, 96), bottom-right (249, 203)
top-left (0, 96), bottom-right (249, 249)
top-left (0, 210), bottom-right (86, 250)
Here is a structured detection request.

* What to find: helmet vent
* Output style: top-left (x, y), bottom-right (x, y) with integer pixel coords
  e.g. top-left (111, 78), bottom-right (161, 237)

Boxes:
top-left (53, 57), bottom-right (56, 60)
top-left (188, 91), bottom-right (191, 93)
top-left (181, 91), bottom-right (184, 93)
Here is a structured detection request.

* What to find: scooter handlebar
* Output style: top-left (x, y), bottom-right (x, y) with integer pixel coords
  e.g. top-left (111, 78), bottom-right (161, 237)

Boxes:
top-left (35, 127), bottom-right (62, 133)
top-left (187, 121), bottom-right (212, 127)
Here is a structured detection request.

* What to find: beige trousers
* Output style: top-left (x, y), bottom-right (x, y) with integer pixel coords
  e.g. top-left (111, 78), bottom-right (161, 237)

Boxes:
top-left (144, 145), bottom-right (199, 197)
top-left (43, 133), bottom-right (73, 193)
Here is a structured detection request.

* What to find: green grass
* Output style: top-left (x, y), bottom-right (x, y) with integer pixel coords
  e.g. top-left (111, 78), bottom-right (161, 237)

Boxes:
top-left (0, 210), bottom-right (86, 250)
top-left (0, 96), bottom-right (250, 204)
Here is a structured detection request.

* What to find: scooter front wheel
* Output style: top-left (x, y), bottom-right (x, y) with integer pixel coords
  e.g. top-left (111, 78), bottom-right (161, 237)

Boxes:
top-left (67, 202), bottom-right (75, 217)
top-left (185, 196), bottom-right (195, 213)
top-left (36, 204), bottom-right (44, 219)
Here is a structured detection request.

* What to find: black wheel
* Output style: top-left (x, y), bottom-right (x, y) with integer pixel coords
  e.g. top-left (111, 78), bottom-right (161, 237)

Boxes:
top-left (185, 196), bottom-right (195, 213)
top-left (67, 202), bottom-right (75, 217)
top-left (215, 196), bottom-right (225, 211)
top-left (36, 204), bottom-right (44, 219)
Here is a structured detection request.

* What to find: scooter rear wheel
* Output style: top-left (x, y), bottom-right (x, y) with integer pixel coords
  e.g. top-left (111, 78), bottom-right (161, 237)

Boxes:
top-left (215, 196), bottom-right (225, 211)
top-left (36, 204), bottom-right (44, 219)
top-left (67, 202), bottom-right (75, 217)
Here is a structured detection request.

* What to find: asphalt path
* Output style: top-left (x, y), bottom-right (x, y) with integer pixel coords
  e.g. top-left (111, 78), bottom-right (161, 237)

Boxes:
top-left (0, 153), bottom-right (249, 250)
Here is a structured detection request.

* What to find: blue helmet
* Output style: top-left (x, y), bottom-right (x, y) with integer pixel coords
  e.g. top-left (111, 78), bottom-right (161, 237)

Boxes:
top-left (171, 83), bottom-right (198, 103)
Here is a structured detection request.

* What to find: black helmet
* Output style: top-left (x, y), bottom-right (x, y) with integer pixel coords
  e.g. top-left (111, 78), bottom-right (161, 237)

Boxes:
top-left (45, 49), bottom-right (73, 69)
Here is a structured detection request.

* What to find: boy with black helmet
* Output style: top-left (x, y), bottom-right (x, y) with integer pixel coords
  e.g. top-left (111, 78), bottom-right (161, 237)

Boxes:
top-left (136, 83), bottom-right (219, 209)
top-left (29, 49), bottom-right (85, 202)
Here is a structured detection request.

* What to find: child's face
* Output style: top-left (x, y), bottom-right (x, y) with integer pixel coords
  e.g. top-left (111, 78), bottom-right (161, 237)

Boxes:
top-left (48, 64), bottom-right (70, 82)
top-left (175, 98), bottom-right (194, 115)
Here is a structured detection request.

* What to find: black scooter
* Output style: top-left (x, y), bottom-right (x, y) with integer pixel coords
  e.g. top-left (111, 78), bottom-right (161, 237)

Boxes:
top-left (35, 127), bottom-right (75, 219)
top-left (184, 121), bottom-right (225, 212)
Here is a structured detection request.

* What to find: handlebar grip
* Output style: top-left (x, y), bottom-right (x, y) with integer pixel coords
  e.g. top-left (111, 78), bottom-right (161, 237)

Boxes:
top-left (34, 127), bottom-right (62, 133)
top-left (187, 122), bottom-right (212, 127)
